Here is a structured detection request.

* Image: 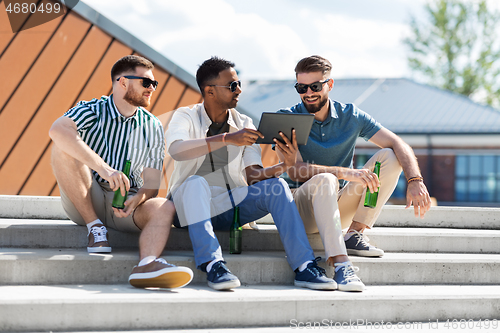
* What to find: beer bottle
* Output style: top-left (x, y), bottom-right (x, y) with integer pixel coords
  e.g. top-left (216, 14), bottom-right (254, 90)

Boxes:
top-left (229, 206), bottom-right (242, 254)
top-left (364, 161), bottom-right (381, 208)
top-left (112, 160), bottom-right (131, 209)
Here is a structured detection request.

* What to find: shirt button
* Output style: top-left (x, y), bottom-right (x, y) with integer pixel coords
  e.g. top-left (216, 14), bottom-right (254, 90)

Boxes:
top-left (322, 133), bottom-right (325, 136)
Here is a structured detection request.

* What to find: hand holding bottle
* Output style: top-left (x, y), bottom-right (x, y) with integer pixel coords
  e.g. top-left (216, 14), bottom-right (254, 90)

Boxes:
top-left (364, 162), bottom-right (381, 208)
top-left (112, 160), bottom-right (131, 209)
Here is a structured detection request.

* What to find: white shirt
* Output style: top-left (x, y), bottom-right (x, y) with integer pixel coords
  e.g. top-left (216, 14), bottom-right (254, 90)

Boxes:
top-left (166, 103), bottom-right (263, 195)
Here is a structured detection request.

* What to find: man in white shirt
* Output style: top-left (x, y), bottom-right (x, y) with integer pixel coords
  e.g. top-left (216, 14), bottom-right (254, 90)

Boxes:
top-left (166, 56), bottom-right (337, 291)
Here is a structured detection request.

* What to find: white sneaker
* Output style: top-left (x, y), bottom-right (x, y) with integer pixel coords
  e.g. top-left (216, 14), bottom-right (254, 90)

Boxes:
top-left (87, 224), bottom-right (111, 253)
top-left (333, 262), bottom-right (365, 292)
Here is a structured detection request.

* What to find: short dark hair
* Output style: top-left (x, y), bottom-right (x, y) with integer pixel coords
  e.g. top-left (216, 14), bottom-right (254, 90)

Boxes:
top-left (111, 55), bottom-right (154, 81)
top-left (196, 56), bottom-right (235, 96)
top-left (295, 55), bottom-right (332, 77)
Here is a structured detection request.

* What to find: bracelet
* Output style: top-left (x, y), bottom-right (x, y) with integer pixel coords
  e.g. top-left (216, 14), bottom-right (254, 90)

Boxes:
top-left (407, 176), bottom-right (423, 184)
top-left (222, 132), bottom-right (227, 144)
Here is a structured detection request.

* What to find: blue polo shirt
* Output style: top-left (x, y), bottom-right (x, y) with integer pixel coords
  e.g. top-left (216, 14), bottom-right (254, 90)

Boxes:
top-left (276, 99), bottom-right (382, 188)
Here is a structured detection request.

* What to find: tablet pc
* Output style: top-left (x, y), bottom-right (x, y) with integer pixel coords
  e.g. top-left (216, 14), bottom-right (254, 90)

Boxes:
top-left (255, 112), bottom-right (314, 145)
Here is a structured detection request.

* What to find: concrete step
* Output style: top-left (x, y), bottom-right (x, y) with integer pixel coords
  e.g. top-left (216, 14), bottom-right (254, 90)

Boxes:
top-left (1, 248), bottom-right (499, 286)
top-left (260, 205), bottom-right (500, 230)
top-left (0, 284), bottom-right (498, 332)
top-left (56, 324), bottom-right (500, 333)
top-left (366, 227), bottom-right (500, 254)
top-left (2, 195), bottom-right (500, 229)
top-left (2, 219), bottom-right (500, 254)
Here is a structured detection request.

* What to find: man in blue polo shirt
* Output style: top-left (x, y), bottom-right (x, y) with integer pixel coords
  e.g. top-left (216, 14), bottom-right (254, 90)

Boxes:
top-left (276, 55), bottom-right (431, 292)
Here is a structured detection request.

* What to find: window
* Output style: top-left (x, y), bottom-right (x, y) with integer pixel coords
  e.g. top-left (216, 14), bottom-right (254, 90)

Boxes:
top-left (455, 155), bottom-right (500, 202)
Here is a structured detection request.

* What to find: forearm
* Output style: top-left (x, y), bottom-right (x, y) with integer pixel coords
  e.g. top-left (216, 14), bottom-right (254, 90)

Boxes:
top-left (168, 135), bottom-right (226, 161)
top-left (369, 128), bottom-right (422, 180)
top-left (287, 162), bottom-right (349, 182)
top-left (245, 163), bottom-right (289, 185)
top-left (49, 118), bottom-right (111, 175)
top-left (391, 139), bottom-right (422, 179)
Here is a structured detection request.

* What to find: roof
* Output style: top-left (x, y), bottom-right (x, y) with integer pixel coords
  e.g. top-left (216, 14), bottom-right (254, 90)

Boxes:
top-left (0, 2), bottom-right (205, 196)
top-left (238, 78), bottom-right (500, 134)
top-left (0, 1), bottom-right (273, 196)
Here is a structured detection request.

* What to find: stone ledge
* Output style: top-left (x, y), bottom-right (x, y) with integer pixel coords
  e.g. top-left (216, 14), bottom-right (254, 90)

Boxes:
top-left (0, 195), bottom-right (67, 220)
top-left (1, 195), bottom-right (500, 229)
top-left (0, 284), bottom-right (499, 331)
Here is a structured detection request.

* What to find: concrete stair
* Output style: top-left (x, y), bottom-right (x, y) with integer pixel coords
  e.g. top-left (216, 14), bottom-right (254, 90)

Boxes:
top-left (0, 195), bottom-right (499, 331)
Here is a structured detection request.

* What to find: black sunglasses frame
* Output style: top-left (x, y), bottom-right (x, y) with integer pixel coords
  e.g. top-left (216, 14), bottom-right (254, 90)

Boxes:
top-left (117, 76), bottom-right (159, 89)
top-left (209, 80), bottom-right (242, 93)
top-left (294, 79), bottom-right (330, 94)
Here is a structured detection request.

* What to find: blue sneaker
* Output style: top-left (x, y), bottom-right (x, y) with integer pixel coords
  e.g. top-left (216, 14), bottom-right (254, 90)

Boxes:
top-left (206, 261), bottom-right (241, 290)
top-left (345, 230), bottom-right (384, 257)
top-left (333, 262), bottom-right (365, 292)
top-left (294, 257), bottom-right (337, 290)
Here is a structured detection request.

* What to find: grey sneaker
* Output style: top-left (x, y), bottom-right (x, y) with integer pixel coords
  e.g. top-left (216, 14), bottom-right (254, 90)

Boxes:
top-left (333, 262), bottom-right (365, 292)
top-left (345, 230), bottom-right (384, 257)
top-left (87, 224), bottom-right (111, 253)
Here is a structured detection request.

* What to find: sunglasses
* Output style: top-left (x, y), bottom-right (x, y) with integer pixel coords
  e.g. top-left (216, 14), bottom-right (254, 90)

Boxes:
top-left (294, 79), bottom-right (330, 94)
top-left (117, 76), bottom-right (159, 89)
top-left (209, 80), bottom-right (242, 92)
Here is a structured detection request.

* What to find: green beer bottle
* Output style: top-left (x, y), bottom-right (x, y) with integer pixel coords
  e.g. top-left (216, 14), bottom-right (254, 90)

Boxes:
top-left (112, 160), bottom-right (131, 209)
top-left (364, 161), bottom-right (381, 208)
top-left (229, 206), bottom-right (242, 254)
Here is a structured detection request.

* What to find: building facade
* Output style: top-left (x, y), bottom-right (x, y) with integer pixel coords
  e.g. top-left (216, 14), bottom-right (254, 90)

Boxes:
top-left (239, 78), bottom-right (500, 206)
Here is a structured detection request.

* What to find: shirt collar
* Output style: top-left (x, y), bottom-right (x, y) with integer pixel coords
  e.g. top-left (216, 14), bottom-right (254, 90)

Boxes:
top-left (328, 99), bottom-right (338, 119)
top-left (108, 94), bottom-right (139, 123)
top-left (200, 102), bottom-right (237, 130)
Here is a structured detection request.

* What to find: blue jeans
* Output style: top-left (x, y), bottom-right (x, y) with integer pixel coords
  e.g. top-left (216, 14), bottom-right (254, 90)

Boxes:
top-left (172, 176), bottom-right (314, 271)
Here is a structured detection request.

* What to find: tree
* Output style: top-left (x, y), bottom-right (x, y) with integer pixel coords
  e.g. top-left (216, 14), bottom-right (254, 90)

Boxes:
top-left (404, 0), bottom-right (500, 108)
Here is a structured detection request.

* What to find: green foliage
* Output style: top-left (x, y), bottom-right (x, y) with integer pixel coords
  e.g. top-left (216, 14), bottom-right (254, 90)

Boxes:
top-left (404, 0), bottom-right (500, 107)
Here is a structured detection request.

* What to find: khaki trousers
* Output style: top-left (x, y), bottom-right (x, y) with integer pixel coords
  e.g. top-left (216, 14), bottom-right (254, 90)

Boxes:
top-left (292, 148), bottom-right (402, 258)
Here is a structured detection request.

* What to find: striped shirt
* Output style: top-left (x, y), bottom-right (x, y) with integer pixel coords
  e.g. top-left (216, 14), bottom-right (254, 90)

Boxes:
top-left (64, 95), bottom-right (165, 188)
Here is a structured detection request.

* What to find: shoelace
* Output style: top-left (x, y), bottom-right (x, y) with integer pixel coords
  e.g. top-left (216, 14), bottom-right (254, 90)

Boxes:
top-left (154, 258), bottom-right (174, 267)
top-left (213, 261), bottom-right (230, 277)
top-left (310, 257), bottom-right (327, 276)
top-left (90, 226), bottom-right (107, 243)
top-left (351, 230), bottom-right (371, 248)
top-left (335, 263), bottom-right (360, 282)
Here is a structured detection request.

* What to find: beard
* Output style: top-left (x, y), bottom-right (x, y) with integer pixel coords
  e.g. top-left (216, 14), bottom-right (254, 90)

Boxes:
top-left (124, 87), bottom-right (150, 108)
top-left (302, 94), bottom-right (329, 114)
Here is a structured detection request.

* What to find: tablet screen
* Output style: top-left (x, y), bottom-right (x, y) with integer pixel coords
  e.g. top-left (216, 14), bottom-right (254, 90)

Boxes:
top-left (255, 112), bottom-right (314, 144)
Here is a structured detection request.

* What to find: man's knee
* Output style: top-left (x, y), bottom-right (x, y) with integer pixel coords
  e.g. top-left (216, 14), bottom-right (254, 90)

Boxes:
top-left (136, 198), bottom-right (175, 227)
top-left (271, 177), bottom-right (293, 196)
top-left (312, 173), bottom-right (338, 185)
top-left (50, 144), bottom-right (64, 169)
top-left (51, 144), bottom-right (71, 164)
top-left (174, 175), bottom-right (211, 200)
top-left (377, 148), bottom-right (402, 171)
top-left (185, 175), bottom-right (210, 189)
top-left (308, 173), bottom-right (339, 196)
top-left (148, 197), bottom-right (175, 215)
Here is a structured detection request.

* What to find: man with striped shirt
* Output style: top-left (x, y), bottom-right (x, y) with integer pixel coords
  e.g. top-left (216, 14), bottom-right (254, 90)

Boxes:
top-left (49, 55), bottom-right (193, 289)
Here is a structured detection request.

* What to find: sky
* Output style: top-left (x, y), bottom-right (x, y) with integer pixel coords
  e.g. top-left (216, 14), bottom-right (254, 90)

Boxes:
top-left (80, 0), bottom-right (431, 82)
top-left (80, 0), bottom-right (500, 85)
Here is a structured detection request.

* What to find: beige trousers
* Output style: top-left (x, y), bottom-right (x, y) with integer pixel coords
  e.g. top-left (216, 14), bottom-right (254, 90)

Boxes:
top-left (293, 148), bottom-right (402, 258)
